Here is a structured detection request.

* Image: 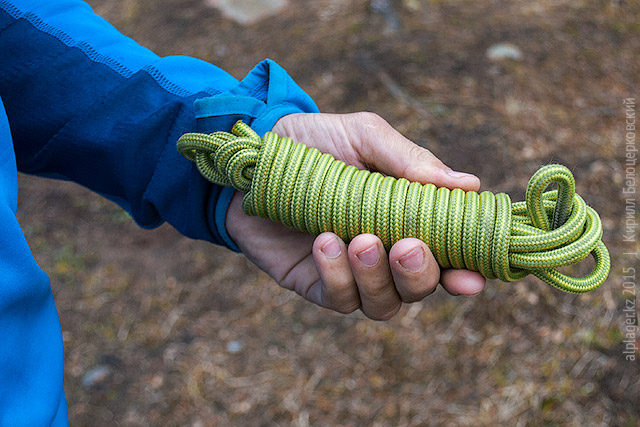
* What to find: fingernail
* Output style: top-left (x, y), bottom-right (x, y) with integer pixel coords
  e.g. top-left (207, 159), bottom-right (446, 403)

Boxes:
top-left (321, 238), bottom-right (342, 259)
top-left (397, 247), bottom-right (424, 273)
top-left (447, 169), bottom-right (472, 178)
top-left (356, 245), bottom-right (379, 267)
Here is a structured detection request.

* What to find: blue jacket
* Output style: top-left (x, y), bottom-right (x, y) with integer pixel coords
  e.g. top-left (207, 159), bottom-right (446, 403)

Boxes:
top-left (0, 0), bottom-right (318, 424)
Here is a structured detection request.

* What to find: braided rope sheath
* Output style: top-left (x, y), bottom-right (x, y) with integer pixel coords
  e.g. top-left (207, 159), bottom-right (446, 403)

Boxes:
top-left (177, 121), bottom-right (610, 293)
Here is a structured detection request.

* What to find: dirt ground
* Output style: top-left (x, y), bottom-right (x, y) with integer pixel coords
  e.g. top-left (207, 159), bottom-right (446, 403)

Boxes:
top-left (15, 0), bottom-right (639, 425)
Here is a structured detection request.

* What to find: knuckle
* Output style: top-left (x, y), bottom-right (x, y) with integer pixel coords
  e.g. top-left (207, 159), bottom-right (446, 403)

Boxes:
top-left (408, 144), bottom-right (428, 162)
top-left (399, 275), bottom-right (439, 302)
top-left (334, 302), bottom-right (361, 314)
top-left (410, 145), bottom-right (439, 167)
top-left (361, 278), bottom-right (393, 299)
top-left (293, 280), bottom-right (314, 299)
top-left (355, 111), bottom-right (386, 130)
top-left (396, 272), bottom-right (439, 303)
top-left (401, 286), bottom-right (436, 303)
top-left (324, 279), bottom-right (360, 312)
top-left (365, 303), bottom-right (402, 321)
top-left (409, 277), bottom-right (439, 301)
top-left (400, 145), bottom-right (433, 178)
top-left (327, 277), bottom-right (356, 297)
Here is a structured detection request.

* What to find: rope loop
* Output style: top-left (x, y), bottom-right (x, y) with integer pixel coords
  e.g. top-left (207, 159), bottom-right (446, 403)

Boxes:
top-left (526, 164), bottom-right (575, 231)
top-left (177, 121), bottom-right (610, 293)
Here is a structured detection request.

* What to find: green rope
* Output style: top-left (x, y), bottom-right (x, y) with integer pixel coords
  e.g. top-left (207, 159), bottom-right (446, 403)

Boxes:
top-left (177, 121), bottom-right (610, 293)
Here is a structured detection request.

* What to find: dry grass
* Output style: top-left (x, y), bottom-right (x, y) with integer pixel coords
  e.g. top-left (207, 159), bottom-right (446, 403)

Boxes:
top-left (16, 0), bottom-right (639, 425)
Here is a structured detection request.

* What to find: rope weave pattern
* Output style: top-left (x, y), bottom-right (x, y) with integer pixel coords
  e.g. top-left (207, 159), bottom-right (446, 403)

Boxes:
top-left (177, 121), bottom-right (610, 293)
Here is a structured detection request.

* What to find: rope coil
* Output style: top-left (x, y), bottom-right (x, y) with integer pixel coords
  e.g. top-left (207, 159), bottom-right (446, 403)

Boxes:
top-left (177, 121), bottom-right (610, 293)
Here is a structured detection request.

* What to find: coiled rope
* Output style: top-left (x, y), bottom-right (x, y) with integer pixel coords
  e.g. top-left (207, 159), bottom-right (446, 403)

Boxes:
top-left (177, 121), bottom-right (610, 293)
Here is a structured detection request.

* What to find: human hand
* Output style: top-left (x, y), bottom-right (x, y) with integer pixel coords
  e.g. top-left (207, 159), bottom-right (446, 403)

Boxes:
top-left (225, 112), bottom-right (485, 320)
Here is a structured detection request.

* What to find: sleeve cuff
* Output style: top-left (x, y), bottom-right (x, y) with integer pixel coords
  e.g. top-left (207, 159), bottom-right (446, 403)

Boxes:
top-left (197, 59), bottom-right (320, 252)
top-left (212, 186), bottom-right (241, 253)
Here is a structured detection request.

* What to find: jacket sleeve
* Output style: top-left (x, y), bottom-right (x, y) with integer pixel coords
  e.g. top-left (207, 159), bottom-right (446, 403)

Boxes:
top-left (0, 0), bottom-right (319, 250)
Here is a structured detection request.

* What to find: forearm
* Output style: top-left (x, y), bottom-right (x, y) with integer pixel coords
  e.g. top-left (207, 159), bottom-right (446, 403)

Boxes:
top-left (0, 0), bottom-right (318, 247)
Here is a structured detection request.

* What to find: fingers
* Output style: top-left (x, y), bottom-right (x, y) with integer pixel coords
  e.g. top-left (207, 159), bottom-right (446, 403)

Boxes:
top-left (440, 269), bottom-right (486, 296)
top-left (387, 238), bottom-right (440, 302)
top-left (346, 112), bottom-right (481, 192)
top-left (311, 233), bottom-right (361, 314)
top-left (346, 234), bottom-right (402, 320)
top-left (312, 233), bottom-right (485, 320)
top-left (313, 233), bottom-right (444, 320)
top-left (272, 113), bottom-right (486, 319)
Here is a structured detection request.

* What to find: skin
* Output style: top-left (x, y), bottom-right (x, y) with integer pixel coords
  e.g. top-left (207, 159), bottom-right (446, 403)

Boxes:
top-left (225, 112), bottom-right (485, 321)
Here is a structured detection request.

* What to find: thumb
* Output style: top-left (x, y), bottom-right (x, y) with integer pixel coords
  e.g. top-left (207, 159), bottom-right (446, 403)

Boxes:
top-left (348, 112), bottom-right (481, 192)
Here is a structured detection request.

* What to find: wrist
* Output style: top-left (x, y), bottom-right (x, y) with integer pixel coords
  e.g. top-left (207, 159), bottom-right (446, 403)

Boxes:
top-left (224, 190), bottom-right (246, 251)
top-left (214, 187), bottom-right (241, 252)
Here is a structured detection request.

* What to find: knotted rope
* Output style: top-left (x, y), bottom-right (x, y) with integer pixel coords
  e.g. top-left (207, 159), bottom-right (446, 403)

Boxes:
top-left (177, 121), bottom-right (610, 293)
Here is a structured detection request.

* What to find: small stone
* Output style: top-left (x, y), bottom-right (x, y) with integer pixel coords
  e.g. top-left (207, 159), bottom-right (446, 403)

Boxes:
top-left (486, 43), bottom-right (523, 61)
top-left (227, 340), bottom-right (243, 353)
top-left (205, 0), bottom-right (288, 25)
top-left (81, 365), bottom-right (112, 389)
top-left (149, 374), bottom-right (164, 389)
top-left (371, 0), bottom-right (401, 33)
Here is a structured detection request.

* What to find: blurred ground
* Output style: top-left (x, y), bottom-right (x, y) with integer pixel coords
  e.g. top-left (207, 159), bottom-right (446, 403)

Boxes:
top-left (15, 0), bottom-right (640, 425)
